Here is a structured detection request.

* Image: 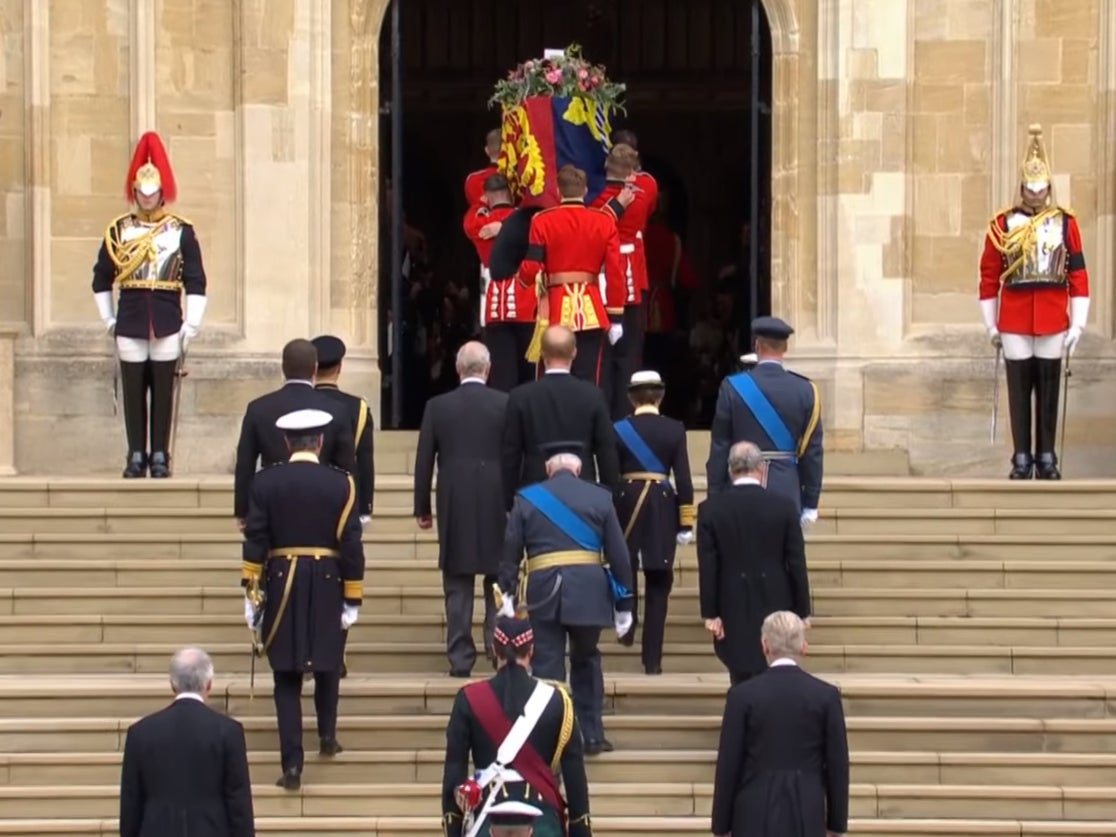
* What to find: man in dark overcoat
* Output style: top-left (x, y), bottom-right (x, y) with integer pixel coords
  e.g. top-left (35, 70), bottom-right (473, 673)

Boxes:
top-left (414, 341), bottom-right (508, 676)
top-left (697, 441), bottom-right (811, 685)
top-left (233, 339), bottom-right (355, 526)
top-left (498, 442), bottom-right (634, 755)
top-left (611, 370), bottom-right (694, 674)
top-left (502, 326), bottom-right (619, 510)
top-left (712, 611), bottom-right (849, 837)
top-left (705, 316), bottom-right (823, 529)
top-left (241, 409), bottom-right (366, 791)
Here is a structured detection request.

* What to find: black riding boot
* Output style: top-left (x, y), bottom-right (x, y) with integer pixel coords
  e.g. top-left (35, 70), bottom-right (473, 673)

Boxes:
top-left (1003, 358), bottom-right (1035, 479)
top-left (1034, 357), bottom-right (1062, 480)
top-left (148, 360), bottom-right (177, 478)
top-left (120, 361), bottom-right (149, 478)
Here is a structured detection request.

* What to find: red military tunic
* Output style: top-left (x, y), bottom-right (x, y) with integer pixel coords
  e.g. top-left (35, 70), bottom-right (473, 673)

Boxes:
top-left (464, 165), bottom-right (499, 207)
top-left (978, 206), bottom-right (1089, 336)
top-left (591, 174), bottom-right (658, 306)
top-left (519, 199), bottom-right (626, 332)
top-left (642, 221), bottom-right (699, 334)
top-left (463, 202), bottom-right (538, 324)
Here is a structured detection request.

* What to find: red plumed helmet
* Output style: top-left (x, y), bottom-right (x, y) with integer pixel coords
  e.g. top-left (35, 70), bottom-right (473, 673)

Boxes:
top-left (125, 131), bottom-right (177, 204)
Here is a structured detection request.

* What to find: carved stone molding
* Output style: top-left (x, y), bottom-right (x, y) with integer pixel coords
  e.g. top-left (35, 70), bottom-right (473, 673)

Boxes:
top-left (0, 325), bottom-right (26, 475)
top-left (990, 0), bottom-right (1018, 206)
top-left (309, 0), bottom-right (333, 336)
top-left (129, 0), bottom-right (157, 136)
top-left (813, 0), bottom-right (839, 343)
top-left (23, 0), bottom-right (50, 337)
top-left (1096, 0), bottom-right (1116, 337)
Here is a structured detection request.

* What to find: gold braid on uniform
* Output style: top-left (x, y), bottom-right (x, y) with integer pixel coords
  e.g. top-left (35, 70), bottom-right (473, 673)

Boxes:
top-left (678, 504), bottom-right (696, 528)
top-left (570, 814), bottom-right (592, 828)
top-left (442, 812), bottom-right (461, 837)
top-left (104, 216), bottom-right (162, 284)
top-left (986, 207), bottom-right (1061, 282)
top-left (544, 679), bottom-right (575, 770)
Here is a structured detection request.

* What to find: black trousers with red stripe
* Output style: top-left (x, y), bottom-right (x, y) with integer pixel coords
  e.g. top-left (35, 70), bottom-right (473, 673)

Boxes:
top-left (570, 329), bottom-right (607, 385)
top-left (483, 323), bottom-right (537, 392)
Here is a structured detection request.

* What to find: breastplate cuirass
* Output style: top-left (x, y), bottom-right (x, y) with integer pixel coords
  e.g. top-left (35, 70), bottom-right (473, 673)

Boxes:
top-left (1004, 210), bottom-right (1066, 285)
top-left (118, 216), bottom-right (185, 281)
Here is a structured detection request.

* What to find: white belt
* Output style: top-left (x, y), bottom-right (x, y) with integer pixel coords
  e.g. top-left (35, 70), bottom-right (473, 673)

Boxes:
top-left (619, 244), bottom-right (635, 255)
top-left (636, 231), bottom-right (643, 240)
top-left (480, 266), bottom-right (492, 281)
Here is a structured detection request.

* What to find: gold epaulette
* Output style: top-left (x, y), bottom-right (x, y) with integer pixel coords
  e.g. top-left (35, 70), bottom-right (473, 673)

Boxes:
top-left (540, 677), bottom-right (570, 695)
top-left (161, 211), bottom-right (193, 226)
top-left (1060, 205), bottom-right (1076, 218)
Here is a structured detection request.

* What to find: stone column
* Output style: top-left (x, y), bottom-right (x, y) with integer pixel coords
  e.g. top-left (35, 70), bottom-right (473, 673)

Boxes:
top-left (0, 325), bottom-right (24, 475)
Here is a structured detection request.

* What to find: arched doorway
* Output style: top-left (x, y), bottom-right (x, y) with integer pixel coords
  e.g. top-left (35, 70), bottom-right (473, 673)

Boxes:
top-left (376, 0), bottom-right (775, 429)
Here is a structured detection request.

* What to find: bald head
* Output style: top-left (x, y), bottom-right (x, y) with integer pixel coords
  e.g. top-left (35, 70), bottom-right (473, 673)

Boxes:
top-left (456, 341), bottom-right (491, 380)
top-left (541, 326), bottom-right (577, 368)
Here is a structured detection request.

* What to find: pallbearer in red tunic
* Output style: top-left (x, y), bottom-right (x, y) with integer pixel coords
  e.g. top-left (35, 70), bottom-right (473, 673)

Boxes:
top-left (592, 143), bottom-right (658, 419)
top-left (464, 174), bottom-right (539, 391)
top-left (519, 165), bottom-right (626, 385)
top-left (464, 129), bottom-right (503, 207)
top-left (978, 124), bottom-right (1089, 480)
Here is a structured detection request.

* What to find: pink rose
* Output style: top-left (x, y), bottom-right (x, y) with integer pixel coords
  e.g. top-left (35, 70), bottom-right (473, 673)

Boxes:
top-left (546, 69), bottom-right (562, 84)
top-left (578, 68), bottom-right (589, 80)
top-left (590, 76), bottom-right (600, 86)
top-left (524, 60), bottom-right (535, 71)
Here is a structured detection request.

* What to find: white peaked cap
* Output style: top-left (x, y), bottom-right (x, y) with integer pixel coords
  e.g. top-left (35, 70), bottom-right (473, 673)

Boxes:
top-left (628, 370), bottom-right (664, 388)
top-left (740, 353), bottom-right (759, 364)
top-left (488, 799), bottom-right (544, 818)
top-left (275, 409), bottom-right (333, 431)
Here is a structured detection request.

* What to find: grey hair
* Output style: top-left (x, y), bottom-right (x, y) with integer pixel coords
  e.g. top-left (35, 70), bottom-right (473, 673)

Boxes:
top-left (545, 453), bottom-right (582, 474)
top-left (456, 341), bottom-right (491, 378)
top-left (727, 441), bottom-right (764, 477)
top-left (762, 611), bottom-right (806, 659)
top-left (169, 647), bottom-right (214, 695)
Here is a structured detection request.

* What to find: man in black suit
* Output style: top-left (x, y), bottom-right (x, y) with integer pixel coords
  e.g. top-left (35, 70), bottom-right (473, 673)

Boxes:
top-left (414, 341), bottom-right (508, 676)
top-left (712, 611), bottom-right (849, 837)
top-left (119, 647), bottom-right (254, 837)
top-left (501, 325), bottom-right (619, 509)
top-left (233, 338), bottom-right (356, 525)
top-left (697, 441), bottom-right (811, 685)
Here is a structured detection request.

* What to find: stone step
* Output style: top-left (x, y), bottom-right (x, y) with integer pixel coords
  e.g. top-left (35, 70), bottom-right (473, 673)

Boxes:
top-left (7, 816), bottom-right (1116, 837)
top-left (9, 557), bottom-right (1116, 592)
top-left (3, 506), bottom-right (1116, 537)
top-left (0, 781), bottom-right (1112, 821)
top-left (1, 639), bottom-right (1115, 677)
top-left (4, 748), bottom-right (1116, 787)
top-left (0, 674), bottom-right (1107, 720)
top-left (4, 532), bottom-right (1115, 563)
top-left (11, 585), bottom-right (1116, 619)
top-left (7, 715), bottom-right (1116, 756)
top-left (6, 614), bottom-right (1115, 648)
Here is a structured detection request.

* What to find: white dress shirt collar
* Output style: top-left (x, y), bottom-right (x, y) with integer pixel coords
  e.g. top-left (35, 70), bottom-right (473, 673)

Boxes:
top-left (289, 452), bottom-right (320, 464)
top-left (544, 368), bottom-right (571, 375)
top-left (769, 657), bottom-right (798, 668)
top-left (732, 476), bottom-right (761, 486)
top-left (174, 692), bottom-right (205, 703)
top-left (460, 377), bottom-right (486, 386)
top-left (284, 379), bottom-right (314, 387)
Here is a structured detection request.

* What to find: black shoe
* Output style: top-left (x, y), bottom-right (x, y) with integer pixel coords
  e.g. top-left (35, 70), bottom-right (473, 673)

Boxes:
top-left (319, 738), bottom-right (344, 757)
top-left (1035, 452), bottom-right (1061, 480)
top-left (122, 452), bottom-right (147, 479)
top-left (276, 768), bottom-right (301, 790)
top-left (1009, 452), bottom-right (1034, 480)
top-left (340, 660), bottom-right (348, 679)
top-left (644, 665), bottom-right (662, 675)
top-left (148, 451), bottom-right (170, 479)
top-left (449, 669), bottom-right (471, 678)
top-left (584, 738), bottom-right (614, 755)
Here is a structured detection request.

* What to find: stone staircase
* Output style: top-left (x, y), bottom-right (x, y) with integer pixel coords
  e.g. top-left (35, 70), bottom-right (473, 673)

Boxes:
top-left (0, 449), bottom-right (1114, 835)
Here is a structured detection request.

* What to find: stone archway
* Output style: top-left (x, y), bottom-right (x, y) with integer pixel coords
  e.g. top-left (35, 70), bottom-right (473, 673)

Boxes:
top-left (334, 0), bottom-right (812, 419)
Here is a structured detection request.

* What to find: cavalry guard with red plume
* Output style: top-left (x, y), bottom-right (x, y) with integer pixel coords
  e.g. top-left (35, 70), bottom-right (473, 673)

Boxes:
top-left (91, 131), bottom-right (208, 478)
top-left (979, 124), bottom-right (1090, 480)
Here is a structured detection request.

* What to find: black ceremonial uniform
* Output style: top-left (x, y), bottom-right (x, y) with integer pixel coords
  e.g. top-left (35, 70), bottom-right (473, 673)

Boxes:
top-left (233, 383), bottom-right (356, 519)
top-left (499, 468), bottom-right (633, 749)
top-left (241, 452), bottom-right (365, 782)
top-left (612, 405), bottom-right (694, 672)
top-left (706, 361), bottom-right (823, 513)
top-left (315, 383), bottom-right (375, 517)
top-left (442, 666), bottom-right (591, 837)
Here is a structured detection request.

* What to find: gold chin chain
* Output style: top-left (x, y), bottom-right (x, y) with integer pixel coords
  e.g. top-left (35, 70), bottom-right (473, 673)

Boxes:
top-left (987, 207), bottom-right (1059, 282)
top-left (104, 215), bottom-right (164, 284)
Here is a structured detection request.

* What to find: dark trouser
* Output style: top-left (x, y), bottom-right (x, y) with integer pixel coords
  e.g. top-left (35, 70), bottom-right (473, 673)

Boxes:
top-left (120, 360), bottom-right (177, 455)
top-left (568, 329), bottom-right (606, 386)
top-left (273, 669), bottom-right (340, 773)
top-left (729, 670), bottom-right (753, 687)
top-left (443, 572), bottom-right (497, 673)
top-left (483, 323), bottom-right (537, 392)
top-left (635, 569), bottom-right (673, 671)
top-left (605, 303), bottom-right (646, 420)
top-left (530, 621), bottom-right (605, 743)
top-left (1005, 356), bottom-right (1063, 479)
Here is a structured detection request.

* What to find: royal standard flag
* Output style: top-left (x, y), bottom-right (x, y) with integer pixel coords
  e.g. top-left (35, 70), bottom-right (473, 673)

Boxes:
top-left (499, 96), bottom-right (615, 209)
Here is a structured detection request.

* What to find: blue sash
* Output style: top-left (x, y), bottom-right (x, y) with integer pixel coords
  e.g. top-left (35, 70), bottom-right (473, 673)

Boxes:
top-left (727, 373), bottom-right (797, 454)
top-left (614, 419), bottom-right (667, 475)
top-left (519, 484), bottom-right (603, 552)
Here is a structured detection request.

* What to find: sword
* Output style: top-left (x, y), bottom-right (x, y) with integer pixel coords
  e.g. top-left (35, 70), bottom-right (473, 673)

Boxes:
top-left (167, 343), bottom-right (189, 471)
top-left (1058, 349), bottom-right (1072, 466)
top-left (491, 576), bottom-right (563, 616)
top-left (990, 345), bottom-right (1002, 444)
top-left (246, 578), bottom-right (265, 701)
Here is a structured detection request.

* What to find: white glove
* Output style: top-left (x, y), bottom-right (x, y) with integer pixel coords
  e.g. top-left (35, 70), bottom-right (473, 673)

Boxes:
top-left (244, 597), bottom-right (257, 630)
top-left (676, 530), bottom-right (694, 546)
top-left (614, 610), bottom-right (633, 640)
top-left (1064, 326), bottom-right (1082, 354)
top-left (359, 515), bottom-right (371, 528)
top-left (341, 604), bottom-right (359, 630)
top-left (94, 291), bottom-right (116, 332)
top-left (496, 594), bottom-right (516, 620)
top-left (800, 508), bottom-right (818, 529)
top-left (608, 323), bottom-right (624, 345)
top-left (1065, 296), bottom-right (1089, 354)
top-left (180, 294), bottom-right (207, 349)
top-left (979, 298), bottom-right (1001, 348)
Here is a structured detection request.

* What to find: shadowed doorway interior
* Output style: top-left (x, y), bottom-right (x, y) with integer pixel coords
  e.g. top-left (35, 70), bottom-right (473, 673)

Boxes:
top-left (378, 0), bottom-right (773, 429)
